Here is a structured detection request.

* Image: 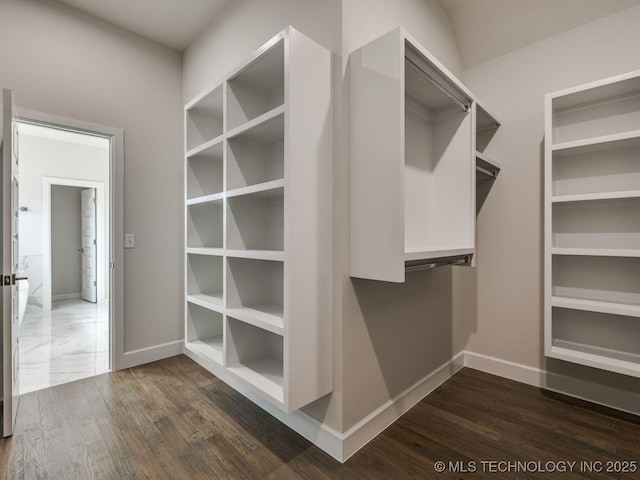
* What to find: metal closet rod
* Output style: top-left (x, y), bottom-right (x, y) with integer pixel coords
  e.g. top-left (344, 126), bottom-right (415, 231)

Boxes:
top-left (476, 164), bottom-right (498, 179)
top-left (405, 254), bottom-right (471, 272)
top-left (405, 56), bottom-right (470, 113)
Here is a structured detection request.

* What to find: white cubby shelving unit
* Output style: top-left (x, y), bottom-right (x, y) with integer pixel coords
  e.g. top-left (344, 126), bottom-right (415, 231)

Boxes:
top-left (545, 70), bottom-right (640, 378)
top-left (183, 27), bottom-right (333, 412)
top-left (350, 28), bottom-right (501, 282)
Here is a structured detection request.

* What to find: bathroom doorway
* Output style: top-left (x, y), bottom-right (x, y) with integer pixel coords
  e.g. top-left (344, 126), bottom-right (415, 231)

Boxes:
top-left (16, 122), bottom-right (111, 394)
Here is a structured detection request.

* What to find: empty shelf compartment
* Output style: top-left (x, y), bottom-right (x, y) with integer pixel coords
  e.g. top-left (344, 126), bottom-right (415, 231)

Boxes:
top-left (186, 85), bottom-right (224, 151)
top-left (552, 135), bottom-right (640, 197)
top-left (187, 254), bottom-right (224, 309)
top-left (226, 316), bottom-right (284, 403)
top-left (226, 112), bottom-right (284, 190)
top-left (552, 197), bottom-right (640, 250)
top-left (187, 200), bottom-right (223, 249)
top-left (227, 187), bottom-right (284, 252)
top-left (186, 303), bottom-right (224, 364)
top-left (552, 75), bottom-right (640, 145)
top-left (551, 307), bottom-right (640, 376)
top-left (226, 257), bottom-right (283, 330)
top-left (186, 141), bottom-right (224, 199)
top-left (226, 38), bottom-right (284, 130)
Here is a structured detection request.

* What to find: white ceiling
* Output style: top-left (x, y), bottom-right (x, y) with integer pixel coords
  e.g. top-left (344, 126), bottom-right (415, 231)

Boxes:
top-left (54, 0), bottom-right (230, 51)
top-left (439, 0), bottom-right (640, 68)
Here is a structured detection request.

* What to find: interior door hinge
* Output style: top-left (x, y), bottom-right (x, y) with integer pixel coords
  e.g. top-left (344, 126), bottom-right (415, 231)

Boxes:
top-left (3, 275), bottom-right (12, 286)
top-left (94, 280), bottom-right (97, 286)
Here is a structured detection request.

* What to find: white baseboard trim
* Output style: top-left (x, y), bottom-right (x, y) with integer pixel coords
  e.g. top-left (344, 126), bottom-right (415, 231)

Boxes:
top-left (181, 345), bottom-right (640, 464)
top-left (119, 340), bottom-right (184, 370)
top-left (341, 351), bottom-right (465, 461)
top-left (52, 293), bottom-right (81, 301)
top-left (463, 351), bottom-right (640, 417)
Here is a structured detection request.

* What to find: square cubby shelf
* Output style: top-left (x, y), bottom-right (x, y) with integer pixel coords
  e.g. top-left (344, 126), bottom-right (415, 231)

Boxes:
top-left (186, 253), bottom-right (224, 309)
top-left (226, 39), bottom-right (284, 131)
top-left (226, 112), bottom-right (284, 191)
top-left (186, 141), bottom-right (224, 200)
top-left (227, 187), bottom-right (284, 253)
top-left (186, 85), bottom-right (223, 151)
top-left (186, 303), bottom-right (224, 365)
top-left (187, 199), bottom-right (223, 250)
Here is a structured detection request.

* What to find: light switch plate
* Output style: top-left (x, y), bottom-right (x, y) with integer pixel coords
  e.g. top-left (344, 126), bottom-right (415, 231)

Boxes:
top-left (124, 234), bottom-right (135, 249)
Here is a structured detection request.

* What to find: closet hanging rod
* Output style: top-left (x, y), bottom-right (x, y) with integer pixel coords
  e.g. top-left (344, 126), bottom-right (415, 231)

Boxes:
top-left (405, 254), bottom-right (471, 272)
top-left (476, 164), bottom-right (498, 179)
top-left (405, 56), bottom-right (470, 113)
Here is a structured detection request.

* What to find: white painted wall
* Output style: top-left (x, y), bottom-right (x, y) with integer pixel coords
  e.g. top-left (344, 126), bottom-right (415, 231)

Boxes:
top-left (51, 186), bottom-right (83, 297)
top-left (18, 133), bottom-right (109, 308)
top-left (0, 0), bottom-right (184, 356)
top-left (458, 5), bottom-right (640, 404)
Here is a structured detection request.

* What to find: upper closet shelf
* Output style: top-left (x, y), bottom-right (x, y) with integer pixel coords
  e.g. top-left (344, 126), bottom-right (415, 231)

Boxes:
top-left (552, 190), bottom-right (640, 203)
top-left (476, 151), bottom-right (501, 179)
top-left (552, 129), bottom-right (640, 155)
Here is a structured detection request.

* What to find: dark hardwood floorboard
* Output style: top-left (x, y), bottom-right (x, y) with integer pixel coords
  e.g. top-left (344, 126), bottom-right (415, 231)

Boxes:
top-left (2, 356), bottom-right (640, 479)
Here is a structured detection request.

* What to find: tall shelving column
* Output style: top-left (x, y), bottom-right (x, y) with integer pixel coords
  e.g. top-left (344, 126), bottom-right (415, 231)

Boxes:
top-left (184, 27), bottom-right (332, 413)
top-left (545, 70), bottom-right (640, 378)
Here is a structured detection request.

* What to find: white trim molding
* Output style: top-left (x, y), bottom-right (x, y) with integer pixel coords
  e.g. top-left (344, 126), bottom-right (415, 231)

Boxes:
top-left (120, 340), bottom-right (185, 370)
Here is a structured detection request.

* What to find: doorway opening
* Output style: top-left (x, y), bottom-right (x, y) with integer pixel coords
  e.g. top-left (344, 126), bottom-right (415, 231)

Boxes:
top-left (17, 121), bottom-right (111, 394)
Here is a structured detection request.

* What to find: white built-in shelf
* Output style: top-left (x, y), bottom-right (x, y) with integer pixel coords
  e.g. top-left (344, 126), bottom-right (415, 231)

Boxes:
top-left (404, 247), bottom-right (474, 263)
top-left (552, 129), bottom-right (640, 156)
top-left (225, 249), bottom-right (284, 262)
top-left (186, 248), bottom-right (224, 256)
top-left (476, 151), bottom-right (501, 180)
top-left (184, 27), bottom-right (332, 413)
top-left (551, 248), bottom-right (640, 257)
top-left (226, 304), bottom-right (284, 334)
top-left (552, 190), bottom-right (640, 203)
top-left (187, 293), bottom-right (224, 311)
top-left (186, 192), bottom-right (225, 206)
top-left (227, 357), bottom-right (284, 404)
top-left (546, 69), bottom-right (640, 377)
top-left (350, 28), bottom-right (483, 282)
top-left (226, 179), bottom-right (285, 199)
top-left (226, 105), bottom-right (285, 142)
top-left (185, 134), bottom-right (225, 159)
top-left (186, 85), bottom-right (224, 151)
top-left (552, 296), bottom-right (640, 318)
top-left (550, 340), bottom-right (640, 379)
top-left (186, 337), bottom-right (224, 365)
top-left (476, 103), bottom-right (501, 132)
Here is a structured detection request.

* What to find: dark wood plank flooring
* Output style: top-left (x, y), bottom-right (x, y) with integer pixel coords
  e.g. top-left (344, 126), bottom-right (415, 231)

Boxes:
top-left (2, 355), bottom-right (640, 479)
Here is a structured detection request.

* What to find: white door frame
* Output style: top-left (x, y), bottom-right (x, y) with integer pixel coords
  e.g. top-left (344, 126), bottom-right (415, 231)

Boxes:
top-left (18, 108), bottom-right (124, 371)
top-left (43, 178), bottom-right (105, 308)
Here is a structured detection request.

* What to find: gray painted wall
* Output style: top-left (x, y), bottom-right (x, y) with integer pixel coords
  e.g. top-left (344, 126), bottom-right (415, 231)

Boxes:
top-left (51, 186), bottom-right (83, 297)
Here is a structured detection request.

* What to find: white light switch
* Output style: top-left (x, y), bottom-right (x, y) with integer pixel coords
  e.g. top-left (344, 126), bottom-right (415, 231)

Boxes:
top-left (124, 234), bottom-right (135, 249)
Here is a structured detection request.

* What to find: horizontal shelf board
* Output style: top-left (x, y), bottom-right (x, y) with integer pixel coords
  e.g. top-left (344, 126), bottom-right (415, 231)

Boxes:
top-left (551, 190), bottom-right (640, 203)
top-left (186, 336), bottom-right (224, 365)
top-left (226, 303), bottom-right (284, 335)
top-left (185, 134), bottom-right (224, 158)
top-left (552, 296), bottom-right (640, 318)
top-left (404, 247), bottom-right (474, 262)
top-left (225, 249), bottom-right (284, 262)
top-left (551, 248), bottom-right (640, 258)
top-left (549, 340), bottom-right (640, 378)
top-left (552, 129), bottom-right (640, 156)
top-left (226, 105), bottom-right (285, 142)
top-left (226, 179), bottom-right (285, 199)
top-left (186, 192), bottom-right (224, 206)
top-left (476, 103), bottom-right (501, 131)
top-left (187, 293), bottom-right (224, 312)
top-left (228, 355), bottom-right (284, 403)
top-left (186, 248), bottom-right (224, 256)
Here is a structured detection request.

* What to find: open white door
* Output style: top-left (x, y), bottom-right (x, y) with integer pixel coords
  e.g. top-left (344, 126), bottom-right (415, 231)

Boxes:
top-left (81, 188), bottom-right (97, 303)
top-left (2, 88), bottom-right (22, 437)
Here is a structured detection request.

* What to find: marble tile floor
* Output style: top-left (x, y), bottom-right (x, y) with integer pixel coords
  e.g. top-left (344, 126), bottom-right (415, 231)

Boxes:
top-left (18, 298), bottom-right (109, 394)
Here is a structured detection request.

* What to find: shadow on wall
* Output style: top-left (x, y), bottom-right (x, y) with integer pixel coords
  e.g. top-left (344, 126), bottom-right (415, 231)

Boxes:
top-left (352, 266), bottom-right (454, 400)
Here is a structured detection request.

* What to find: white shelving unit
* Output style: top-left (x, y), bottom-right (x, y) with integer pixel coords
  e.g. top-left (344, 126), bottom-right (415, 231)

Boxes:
top-left (545, 70), bottom-right (640, 378)
top-left (183, 27), bottom-right (333, 413)
top-left (350, 28), bottom-right (500, 282)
